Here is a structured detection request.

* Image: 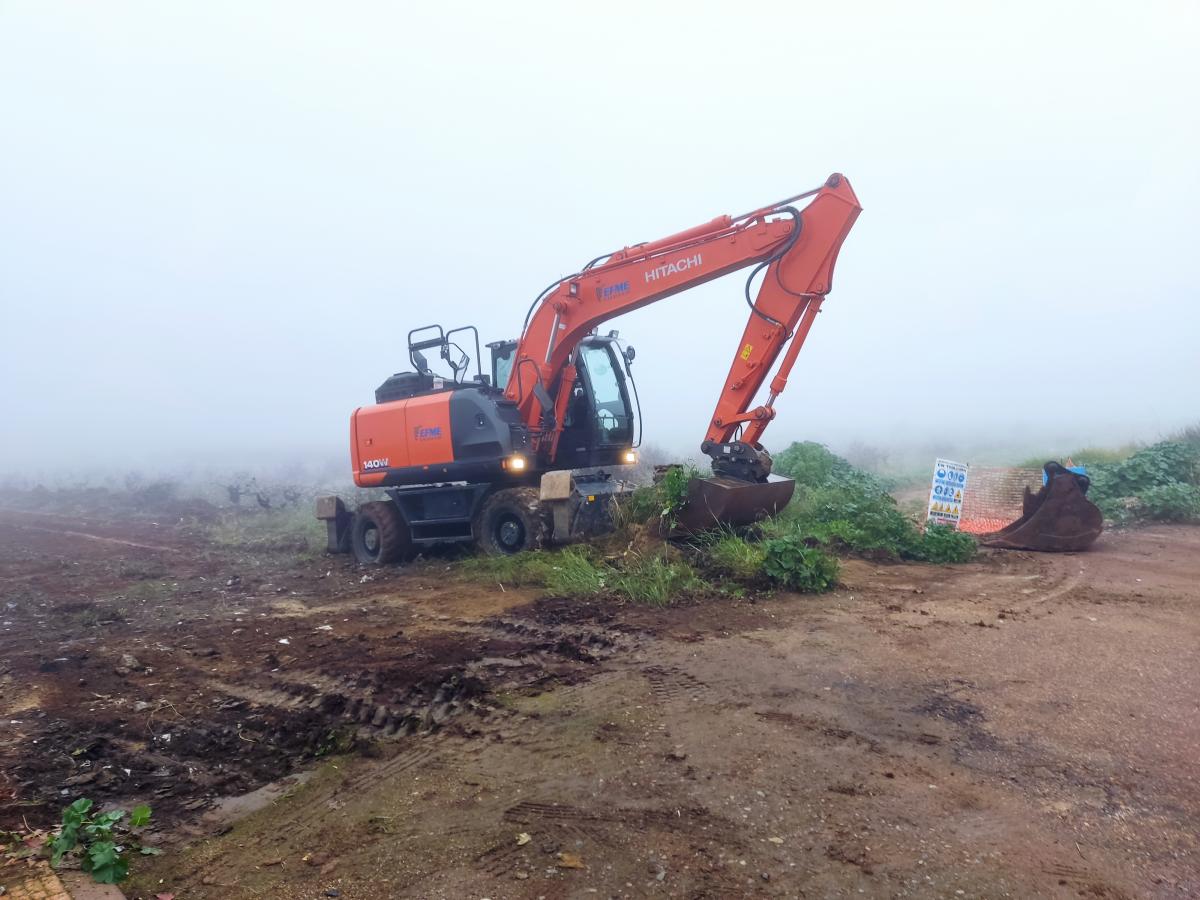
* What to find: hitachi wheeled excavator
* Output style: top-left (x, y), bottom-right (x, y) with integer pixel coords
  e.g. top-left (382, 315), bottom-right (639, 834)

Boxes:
top-left (318, 174), bottom-right (863, 562)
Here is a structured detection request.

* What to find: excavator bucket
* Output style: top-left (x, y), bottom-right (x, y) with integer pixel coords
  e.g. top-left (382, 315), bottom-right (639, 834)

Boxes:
top-left (673, 474), bottom-right (796, 533)
top-left (979, 462), bottom-right (1103, 552)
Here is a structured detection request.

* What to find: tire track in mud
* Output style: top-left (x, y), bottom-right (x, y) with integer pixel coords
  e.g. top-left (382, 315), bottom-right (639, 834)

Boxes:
top-left (197, 613), bottom-right (635, 746)
top-left (641, 665), bottom-right (709, 702)
top-left (5, 592), bottom-right (639, 831)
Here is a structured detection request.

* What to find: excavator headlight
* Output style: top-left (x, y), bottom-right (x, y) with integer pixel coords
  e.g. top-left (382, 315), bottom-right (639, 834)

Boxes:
top-left (621, 449), bottom-right (637, 465)
top-left (506, 455), bottom-right (527, 472)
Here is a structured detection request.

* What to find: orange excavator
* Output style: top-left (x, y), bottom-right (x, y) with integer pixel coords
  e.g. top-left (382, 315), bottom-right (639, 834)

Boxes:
top-left (318, 174), bottom-right (862, 562)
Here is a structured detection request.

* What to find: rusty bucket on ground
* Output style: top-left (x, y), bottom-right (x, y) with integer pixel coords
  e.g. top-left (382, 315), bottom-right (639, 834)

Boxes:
top-left (979, 462), bottom-right (1104, 552)
top-left (672, 474), bottom-right (797, 533)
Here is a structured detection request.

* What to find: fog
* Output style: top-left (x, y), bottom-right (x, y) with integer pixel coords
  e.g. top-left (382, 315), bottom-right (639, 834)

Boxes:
top-left (2, 1), bottom-right (1197, 482)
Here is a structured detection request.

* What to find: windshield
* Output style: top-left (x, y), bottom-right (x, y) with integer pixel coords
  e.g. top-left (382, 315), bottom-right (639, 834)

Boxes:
top-left (579, 343), bottom-right (632, 445)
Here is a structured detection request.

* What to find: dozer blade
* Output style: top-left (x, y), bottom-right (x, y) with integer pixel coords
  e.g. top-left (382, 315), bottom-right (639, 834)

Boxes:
top-left (979, 462), bottom-right (1103, 552)
top-left (673, 474), bottom-right (796, 533)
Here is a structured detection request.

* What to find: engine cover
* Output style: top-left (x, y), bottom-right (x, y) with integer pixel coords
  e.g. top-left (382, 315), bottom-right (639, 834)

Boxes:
top-left (351, 386), bottom-right (529, 487)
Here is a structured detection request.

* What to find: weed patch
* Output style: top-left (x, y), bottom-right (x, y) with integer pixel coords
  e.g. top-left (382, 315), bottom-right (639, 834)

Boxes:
top-left (610, 485), bottom-right (661, 529)
top-left (457, 550), bottom-right (559, 587)
top-left (460, 545), bottom-right (701, 606)
top-left (1016, 444), bottom-right (1140, 469)
top-left (610, 464), bottom-right (700, 530)
top-left (543, 548), bottom-right (609, 595)
top-left (47, 798), bottom-right (157, 884)
top-left (761, 534), bottom-right (839, 592)
top-left (609, 552), bottom-right (703, 606)
top-left (209, 507), bottom-right (325, 555)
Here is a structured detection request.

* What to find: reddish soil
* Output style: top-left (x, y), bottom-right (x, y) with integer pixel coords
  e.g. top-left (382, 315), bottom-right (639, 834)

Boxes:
top-left (1, 495), bottom-right (1197, 899)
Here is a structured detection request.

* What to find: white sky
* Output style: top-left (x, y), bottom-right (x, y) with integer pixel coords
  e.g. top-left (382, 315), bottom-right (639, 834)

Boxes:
top-left (1, 1), bottom-right (1197, 478)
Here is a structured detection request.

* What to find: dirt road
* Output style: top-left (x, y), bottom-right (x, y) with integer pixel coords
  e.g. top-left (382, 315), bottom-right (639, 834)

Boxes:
top-left (1, 502), bottom-right (1196, 898)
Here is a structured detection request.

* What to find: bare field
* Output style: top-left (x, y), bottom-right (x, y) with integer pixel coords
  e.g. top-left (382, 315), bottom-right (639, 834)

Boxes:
top-left (1, 500), bottom-right (1197, 898)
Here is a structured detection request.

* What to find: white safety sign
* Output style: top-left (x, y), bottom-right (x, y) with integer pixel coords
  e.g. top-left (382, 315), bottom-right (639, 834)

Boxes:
top-left (927, 458), bottom-right (968, 529)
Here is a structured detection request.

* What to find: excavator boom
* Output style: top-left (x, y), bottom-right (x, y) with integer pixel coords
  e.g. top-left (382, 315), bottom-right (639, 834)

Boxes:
top-left (507, 174), bottom-right (861, 521)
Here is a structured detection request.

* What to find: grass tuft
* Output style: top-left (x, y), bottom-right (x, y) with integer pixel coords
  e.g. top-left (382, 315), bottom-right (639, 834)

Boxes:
top-left (608, 552), bottom-right (702, 606)
top-left (691, 526), bottom-right (767, 583)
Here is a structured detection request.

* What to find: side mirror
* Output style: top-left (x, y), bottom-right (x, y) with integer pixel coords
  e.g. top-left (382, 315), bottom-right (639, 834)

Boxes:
top-left (622, 345), bottom-right (636, 365)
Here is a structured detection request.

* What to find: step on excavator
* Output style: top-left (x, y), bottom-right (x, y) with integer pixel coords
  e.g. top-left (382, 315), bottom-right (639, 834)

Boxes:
top-left (318, 174), bottom-right (862, 563)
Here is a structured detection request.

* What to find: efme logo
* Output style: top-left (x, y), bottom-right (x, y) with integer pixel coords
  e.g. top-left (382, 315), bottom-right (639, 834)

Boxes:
top-left (596, 281), bottom-right (631, 301)
top-left (413, 425), bottom-right (443, 441)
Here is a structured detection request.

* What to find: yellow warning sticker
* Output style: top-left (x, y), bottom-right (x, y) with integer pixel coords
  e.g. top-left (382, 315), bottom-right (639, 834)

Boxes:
top-left (740, 343), bottom-right (753, 361)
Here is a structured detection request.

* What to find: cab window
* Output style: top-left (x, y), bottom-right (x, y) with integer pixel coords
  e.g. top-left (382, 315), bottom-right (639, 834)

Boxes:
top-left (492, 345), bottom-right (514, 390)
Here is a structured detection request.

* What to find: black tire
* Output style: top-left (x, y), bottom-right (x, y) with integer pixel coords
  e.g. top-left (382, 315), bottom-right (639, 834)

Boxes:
top-left (474, 487), bottom-right (547, 556)
top-left (351, 501), bottom-right (410, 565)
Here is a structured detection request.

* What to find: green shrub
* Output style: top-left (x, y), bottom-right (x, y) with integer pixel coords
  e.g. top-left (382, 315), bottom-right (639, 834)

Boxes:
top-left (915, 523), bottom-right (977, 563)
top-left (610, 485), bottom-right (661, 527)
top-left (1133, 483), bottom-right (1200, 522)
top-left (769, 479), bottom-right (921, 559)
top-left (610, 465), bottom-right (700, 530)
top-left (774, 441), bottom-right (892, 495)
top-left (762, 535), bottom-right (839, 592)
top-left (658, 464), bottom-right (699, 527)
top-left (770, 440), bottom-right (977, 563)
top-left (1087, 440), bottom-right (1200, 523)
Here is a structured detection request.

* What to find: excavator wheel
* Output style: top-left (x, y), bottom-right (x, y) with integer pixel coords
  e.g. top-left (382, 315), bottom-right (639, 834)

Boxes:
top-left (474, 487), bottom-right (547, 556)
top-left (352, 500), bottom-right (411, 565)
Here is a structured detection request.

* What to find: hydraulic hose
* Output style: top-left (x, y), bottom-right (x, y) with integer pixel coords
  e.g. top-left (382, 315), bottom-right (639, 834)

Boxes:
top-left (743, 206), bottom-right (802, 330)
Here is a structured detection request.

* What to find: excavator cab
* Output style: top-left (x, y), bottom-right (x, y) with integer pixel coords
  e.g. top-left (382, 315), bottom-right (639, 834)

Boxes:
top-left (490, 335), bottom-right (638, 470)
top-left (555, 337), bottom-right (637, 469)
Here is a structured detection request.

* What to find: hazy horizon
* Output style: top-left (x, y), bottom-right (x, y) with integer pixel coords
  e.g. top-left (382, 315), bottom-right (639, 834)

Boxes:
top-left (2, 2), bottom-right (1197, 482)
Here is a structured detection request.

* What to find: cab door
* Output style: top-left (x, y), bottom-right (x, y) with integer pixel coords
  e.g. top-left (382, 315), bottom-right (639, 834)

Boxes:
top-left (555, 340), bottom-right (634, 468)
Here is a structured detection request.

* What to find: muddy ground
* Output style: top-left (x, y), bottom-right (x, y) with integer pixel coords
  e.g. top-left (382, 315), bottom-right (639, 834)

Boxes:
top-left (1, 495), bottom-right (1197, 899)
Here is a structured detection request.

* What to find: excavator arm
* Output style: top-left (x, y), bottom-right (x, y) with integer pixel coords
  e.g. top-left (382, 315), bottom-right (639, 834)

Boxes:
top-left (506, 173), bottom-right (862, 482)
